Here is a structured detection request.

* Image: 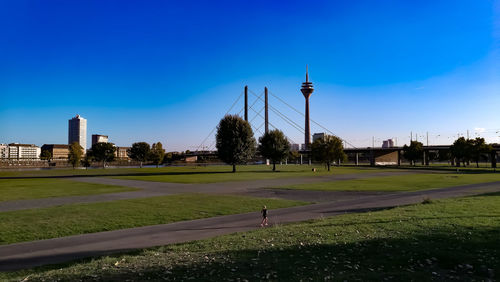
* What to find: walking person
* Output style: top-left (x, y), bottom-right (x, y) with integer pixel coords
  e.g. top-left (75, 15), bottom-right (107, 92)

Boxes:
top-left (260, 205), bottom-right (268, 227)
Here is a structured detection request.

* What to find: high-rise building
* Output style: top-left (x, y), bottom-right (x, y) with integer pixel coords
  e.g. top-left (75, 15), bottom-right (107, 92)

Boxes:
top-left (301, 66), bottom-right (314, 150)
top-left (92, 134), bottom-right (108, 145)
top-left (68, 114), bottom-right (87, 152)
top-left (312, 133), bottom-right (326, 143)
top-left (382, 139), bottom-right (395, 148)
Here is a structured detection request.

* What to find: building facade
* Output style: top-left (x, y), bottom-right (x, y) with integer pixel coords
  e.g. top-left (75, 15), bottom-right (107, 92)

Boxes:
top-left (382, 139), bottom-right (395, 148)
top-left (92, 134), bottom-right (109, 145)
top-left (115, 146), bottom-right (131, 160)
top-left (5, 143), bottom-right (41, 160)
top-left (312, 133), bottom-right (326, 143)
top-left (0, 144), bottom-right (8, 159)
top-left (68, 114), bottom-right (87, 152)
top-left (41, 144), bottom-right (70, 160)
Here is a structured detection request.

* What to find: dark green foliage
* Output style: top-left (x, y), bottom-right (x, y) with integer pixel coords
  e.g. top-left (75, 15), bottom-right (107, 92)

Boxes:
top-left (90, 142), bottom-right (116, 168)
top-left (128, 142), bottom-right (151, 168)
top-left (81, 153), bottom-right (93, 169)
top-left (67, 142), bottom-right (84, 169)
top-left (403, 141), bottom-right (423, 166)
top-left (216, 115), bottom-right (256, 172)
top-left (40, 150), bottom-right (52, 161)
top-left (258, 129), bottom-right (291, 171)
top-left (471, 137), bottom-right (493, 168)
top-left (150, 142), bottom-right (165, 168)
top-left (311, 135), bottom-right (346, 171)
top-left (450, 137), bottom-right (473, 167)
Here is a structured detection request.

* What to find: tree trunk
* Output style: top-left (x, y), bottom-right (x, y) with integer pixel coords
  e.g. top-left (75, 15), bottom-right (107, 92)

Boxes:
top-left (476, 160), bottom-right (479, 168)
top-left (103, 161), bottom-right (106, 169)
top-left (327, 162), bottom-right (331, 171)
top-left (273, 162), bottom-right (276, 171)
top-left (140, 161), bottom-right (143, 168)
top-left (232, 164), bottom-right (236, 173)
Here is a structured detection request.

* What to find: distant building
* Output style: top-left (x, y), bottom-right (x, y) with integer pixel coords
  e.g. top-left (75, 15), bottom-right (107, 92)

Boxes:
top-left (115, 146), bottom-right (131, 160)
top-left (0, 144), bottom-right (8, 159)
top-left (68, 114), bottom-right (87, 152)
top-left (41, 144), bottom-right (70, 160)
top-left (382, 139), bottom-right (395, 148)
top-left (300, 144), bottom-right (307, 151)
top-left (92, 134), bottom-right (109, 145)
top-left (7, 143), bottom-right (41, 160)
top-left (290, 143), bottom-right (300, 151)
top-left (312, 133), bottom-right (327, 143)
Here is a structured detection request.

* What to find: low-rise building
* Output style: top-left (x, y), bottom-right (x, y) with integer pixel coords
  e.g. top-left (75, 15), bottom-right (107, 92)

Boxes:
top-left (382, 139), bottom-right (395, 148)
top-left (290, 143), bottom-right (300, 151)
top-left (7, 143), bottom-right (41, 160)
top-left (41, 144), bottom-right (70, 160)
top-left (312, 133), bottom-right (327, 143)
top-left (115, 146), bottom-right (131, 160)
top-left (0, 144), bottom-right (8, 159)
top-left (92, 134), bottom-right (109, 145)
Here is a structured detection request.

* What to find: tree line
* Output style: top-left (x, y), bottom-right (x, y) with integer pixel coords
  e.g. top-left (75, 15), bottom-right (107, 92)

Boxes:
top-left (403, 137), bottom-right (495, 167)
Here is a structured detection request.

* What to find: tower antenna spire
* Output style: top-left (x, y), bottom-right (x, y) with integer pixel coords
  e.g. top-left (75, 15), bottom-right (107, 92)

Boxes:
top-left (306, 65), bottom-right (309, 82)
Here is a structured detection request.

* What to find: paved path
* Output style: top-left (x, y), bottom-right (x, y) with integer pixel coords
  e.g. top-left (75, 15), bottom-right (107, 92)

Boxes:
top-left (0, 171), bottom-right (414, 212)
top-left (1, 180), bottom-right (498, 271)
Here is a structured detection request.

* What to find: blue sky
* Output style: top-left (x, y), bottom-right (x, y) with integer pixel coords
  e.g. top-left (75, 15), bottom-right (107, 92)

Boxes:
top-left (1, 0), bottom-right (499, 151)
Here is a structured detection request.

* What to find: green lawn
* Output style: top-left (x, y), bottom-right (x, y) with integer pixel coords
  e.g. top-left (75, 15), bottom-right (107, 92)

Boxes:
top-left (0, 194), bottom-right (306, 245)
top-left (111, 165), bottom-right (386, 183)
top-left (3, 192), bottom-right (498, 281)
top-left (0, 165), bottom-right (387, 183)
top-left (0, 179), bottom-right (138, 202)
top-left (277, 172), bottom-right (500, 192)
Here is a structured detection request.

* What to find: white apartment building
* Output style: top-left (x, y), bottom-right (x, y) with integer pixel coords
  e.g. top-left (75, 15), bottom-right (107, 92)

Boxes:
top-left (4, 143), bottom-right (41, 160)
top-left (0, 144), bottom-right (9, 159)
top-left (68, 114), bottom-right (87, 152)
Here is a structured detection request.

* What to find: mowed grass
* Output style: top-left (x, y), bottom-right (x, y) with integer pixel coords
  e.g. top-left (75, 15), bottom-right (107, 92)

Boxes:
top-left (0, 165), bottom-right (387, 183)
top-left (111, 165), bottom-right (386, 183)
top-left (0, 179), bottom-right (138, 202)
top-left (0, 194), bottom-right (306, 245)
top-left (3, 193), bottom-right (499, 281)
top-left (278, 172), bottom-right (500, 192)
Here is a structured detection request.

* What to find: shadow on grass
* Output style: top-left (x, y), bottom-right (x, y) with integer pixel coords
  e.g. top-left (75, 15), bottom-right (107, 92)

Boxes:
top-left (7, 226), bottom-right (499, 281)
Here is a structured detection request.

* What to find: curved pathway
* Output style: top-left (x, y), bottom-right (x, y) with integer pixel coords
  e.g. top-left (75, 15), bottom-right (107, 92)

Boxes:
top-left (0, 180), bottom-right (499, 271)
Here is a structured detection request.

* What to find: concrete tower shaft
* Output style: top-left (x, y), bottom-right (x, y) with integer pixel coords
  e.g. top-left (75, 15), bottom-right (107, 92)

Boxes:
top-left (300, 67), bottom-right (314, 150)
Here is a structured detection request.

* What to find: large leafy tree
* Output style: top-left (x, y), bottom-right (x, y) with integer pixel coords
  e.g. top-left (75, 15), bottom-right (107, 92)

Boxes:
top-left (150, 142), bottom-right (166, 168)
top-left (91, 142), bottom-right (116, 168)
top-left (403, 141), bottom-right (423, 166)
top-left (450, 137), bottom-right (473, 167)
top-left (216, 115), bottom-right (256, 172)
top-left (311, 135), bottom-right (346, 171)
top-left (81, 152), bottom-right (93, 169)
top-left (258, 129), bottom-right (290, 171)
top-left (471, 137), bottom-right (492, 168)
top-left (68, 142), bottom-right (84, 169)
top-left (128, 142), bottom-right (151, 168)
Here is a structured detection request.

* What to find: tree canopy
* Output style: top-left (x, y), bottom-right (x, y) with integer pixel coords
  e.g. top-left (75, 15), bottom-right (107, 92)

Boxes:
top-left (128, 142), bottom-right (151, 168)
top-left (90, 142), bottom-right (116, 168)
top-left (403, 141), bottom-right (423, 166)
top-left (40, 150), bottom-right (52, 162)
top-left (68, 142), bottom-right (84, 169)
top-left (471, 137), bottom-right (493, 168)
top-left (311, 135), bottom-right (346, 171)
top-left (216, 115), bottom-right (256, 172)
top-left (450, 137), bottom-right (473, 167)
top-left (150, 142), bottom-right (166, 168)
top-left (258, 129), bottom-right (290, 171)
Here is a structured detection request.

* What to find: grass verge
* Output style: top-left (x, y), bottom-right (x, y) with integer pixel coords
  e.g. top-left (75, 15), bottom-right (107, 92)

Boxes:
top-left (277, 172), bottom-right (500, 192)
top-left (0, 179), bottom-right (137, 202)
top-left (0, 194), bottom-right (305, 245)
top-left (3, 192), bottom-right (498, 281)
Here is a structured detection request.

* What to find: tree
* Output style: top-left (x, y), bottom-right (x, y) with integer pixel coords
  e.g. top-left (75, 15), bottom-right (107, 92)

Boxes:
top-left (90, 142), bottom-right (116, 168)
top-left (68, 142), bottom-right (84, 169)
top-left (471, 137), bottom-right (493, 168)
top-left (258, 129), bottom-right (290, 171)
top-left (311, 135), bottom-right (346, 171)
top-left (81, 152), bottom-right (93, 169)
top-left (288, 150), bottom-right (301, 164)
top-left (403, 141), bottom-right (423, 166)
top-left (450, 137), bottom-right (473, 167)
top-left (150, 142), bottom-right (166, 168)
top-left (128, 142), bottom-right (151, 168)
top-left (216, 114), bottom-right (256, 172)
top-left (40, 150), bottom-right (52, 162)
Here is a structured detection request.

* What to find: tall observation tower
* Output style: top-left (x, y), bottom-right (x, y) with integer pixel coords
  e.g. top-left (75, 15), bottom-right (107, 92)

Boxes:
top-left (301, 66), bottom-right (314, 150)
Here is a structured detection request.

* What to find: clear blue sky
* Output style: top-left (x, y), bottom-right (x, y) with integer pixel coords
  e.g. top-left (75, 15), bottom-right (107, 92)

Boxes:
top-left (1, 0), bottom-right (499, 151)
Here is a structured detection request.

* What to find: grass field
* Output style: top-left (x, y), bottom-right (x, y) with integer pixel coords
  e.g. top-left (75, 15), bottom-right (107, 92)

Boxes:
top-left (0, 179), bottom-right (138, 202)
top-left (277, 172), bottom-right (500, 192)
top-left (0, 194), bottom-right (306, 245)
top-left (0, 165), bottom-right (386, 183)
top-left (3, 192), bottom-right (498, 281)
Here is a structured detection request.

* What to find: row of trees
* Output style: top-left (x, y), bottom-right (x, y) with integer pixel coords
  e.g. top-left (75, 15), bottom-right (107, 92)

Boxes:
top-left (216, 115), bottom-right (345, 172)
top-left (403, 137), bottom-right (494, 167)
top-left (64, 141), bottom-right (166, 169)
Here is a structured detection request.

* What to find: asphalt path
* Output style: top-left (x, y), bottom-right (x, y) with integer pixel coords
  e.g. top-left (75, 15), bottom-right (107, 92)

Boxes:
top-left (0, 170), bottom-right (413, 212)
top-left (0, 180), bottom-right (499, 271)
